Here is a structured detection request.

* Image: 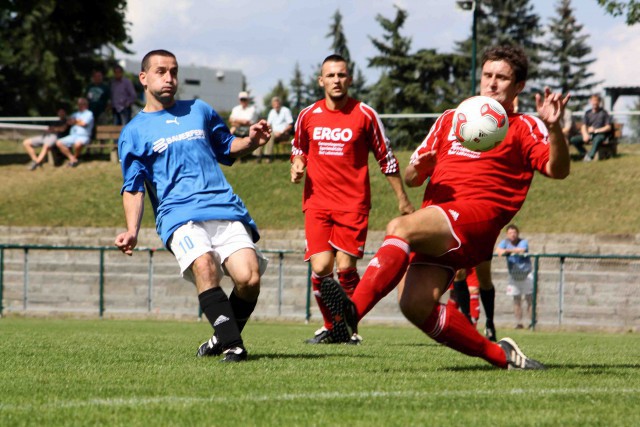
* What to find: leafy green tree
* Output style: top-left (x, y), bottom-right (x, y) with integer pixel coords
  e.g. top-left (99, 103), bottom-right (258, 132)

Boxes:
top-left (0, 0), bottom-right (131, 116)
top-left (539, 0), bottom-right (601, 107)
top-left (597, 0), bottom-right (640, 24)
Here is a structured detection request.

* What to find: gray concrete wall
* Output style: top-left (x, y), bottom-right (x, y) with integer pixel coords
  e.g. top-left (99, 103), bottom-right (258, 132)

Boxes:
top-left (1, 227), bottom-right (638, 332)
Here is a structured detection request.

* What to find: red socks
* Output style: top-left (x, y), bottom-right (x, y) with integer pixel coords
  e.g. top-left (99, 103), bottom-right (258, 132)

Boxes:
top-left (312, 272), bottom-right (334, 330)
top-left (420, 303), bottom-right (507, 368)
top-left (338, 267), bottom-right (360, 297)
top-left (351, 235), bottom-right (410, 320)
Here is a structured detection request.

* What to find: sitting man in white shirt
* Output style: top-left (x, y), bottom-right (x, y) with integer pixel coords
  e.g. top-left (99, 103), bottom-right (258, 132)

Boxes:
top-left (255, 96), bottom-right (293, 163)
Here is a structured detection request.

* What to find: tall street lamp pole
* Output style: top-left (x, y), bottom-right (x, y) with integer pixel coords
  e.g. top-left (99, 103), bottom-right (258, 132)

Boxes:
top-left (456, 1), bottom-right (478, 95)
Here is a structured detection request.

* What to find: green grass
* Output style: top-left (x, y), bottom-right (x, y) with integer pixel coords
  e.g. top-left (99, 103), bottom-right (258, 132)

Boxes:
top-left (2, 142), bottom-right (640, 232)
top-left (0, 318), bottom-right (639, 426)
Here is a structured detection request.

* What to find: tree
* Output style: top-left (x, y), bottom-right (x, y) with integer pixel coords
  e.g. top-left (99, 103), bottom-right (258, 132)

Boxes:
top-left (539, 0), bottom-right (601, 107)
top-left (455, 0), bottom-right (543, 110)
top-left (326, 9), bottom-right (366, 99)
top-left (366, 6), bottom-right (466, 148)
top-left (0, 0), bottom-right (131, 116)
top-left (262, 79), bottom-right (289, 115)
top-left (596, 0), bottom-right (640, 24)
top-left (289, 62), bottom-right (305, 117)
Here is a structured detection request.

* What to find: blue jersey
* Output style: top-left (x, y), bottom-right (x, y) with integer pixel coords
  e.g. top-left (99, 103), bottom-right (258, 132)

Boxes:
top-left (118, 99), bottom-right (259, 246)
top-left (497, 238), bottom-right (531, 279)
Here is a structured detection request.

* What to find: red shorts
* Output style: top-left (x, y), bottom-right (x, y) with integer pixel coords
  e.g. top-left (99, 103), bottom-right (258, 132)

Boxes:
top-left (304, 209), bottom-right (368, 261)
top-left (410, 200), bottom-right (508, 272)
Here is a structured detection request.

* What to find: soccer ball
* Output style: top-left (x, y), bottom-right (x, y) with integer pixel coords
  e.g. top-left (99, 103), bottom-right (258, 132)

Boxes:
top-left (452, 96), bottom-right (509, 152)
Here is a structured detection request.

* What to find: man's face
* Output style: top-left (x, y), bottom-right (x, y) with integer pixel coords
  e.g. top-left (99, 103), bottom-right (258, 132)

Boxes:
top-left (480, 60), bottom-right (525, 112)
top-left (77, 99), bottom-right (88, 111)
top-left (318, 60), bottom-right (351, 101)
top-left (139, 55), bottom-right (178, 105)
top-left (590, 96), bottom-right (601, 111)
top-left (114, 68), bottom-right (124, 80)
top-left (92, 71), bottom-right (103, 84)
top-left (271, 99), bottom-right (281, 110)
top-left (507, 228), bottom-right (519, 242)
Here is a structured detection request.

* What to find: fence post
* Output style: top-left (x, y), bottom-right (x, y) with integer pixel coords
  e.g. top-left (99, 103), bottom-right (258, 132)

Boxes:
top-left (278, 251), bottom-right (284, 316)
top-left (148, 249), bottom-right (154, 313)
top-left (305, 263), bottom-right (312, 323)
top-left (558, 256), bottom-right (565, 326)
top-left (0, 247), bottom-right (4, 317)
top-left (99, 248), bottom-right (105, 319)
top-left (23, 248), bottom-right (29, 311)
top-left (531, 255), bottom-right (539, 331)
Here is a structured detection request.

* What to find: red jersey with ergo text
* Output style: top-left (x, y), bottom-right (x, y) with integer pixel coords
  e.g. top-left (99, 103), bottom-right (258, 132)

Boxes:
top-left (411, 110), bottom-right (551, 222)
top-left (292, 98), bottom-right (399, 214)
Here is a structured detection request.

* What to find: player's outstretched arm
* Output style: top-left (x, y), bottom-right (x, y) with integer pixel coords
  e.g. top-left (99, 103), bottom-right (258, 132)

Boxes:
top-left (385, 172), bottom-right (415, 215)
top-left (536, 87), bottom-right (570, 180)
top-left (404, 150), bottom-right (437, 188)
top-left (229, 119), bottom-right (271, 157)
top-left (290, 155), bottom-right (306, 184)
top-left (115, 191), bottom-right (144, 256)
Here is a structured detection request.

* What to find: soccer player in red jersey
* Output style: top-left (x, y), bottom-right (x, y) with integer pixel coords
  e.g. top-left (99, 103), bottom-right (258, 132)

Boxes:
top-left (321, 45), bottom-right (570, 369)
top-left (290, 54), bottom-right (414, 344)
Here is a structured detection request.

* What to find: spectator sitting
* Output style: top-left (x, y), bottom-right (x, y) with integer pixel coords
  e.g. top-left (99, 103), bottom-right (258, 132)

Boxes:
top-left (111, 65), bottom-right (137, 125)
top-left (256, 96), bottom-right (293, 163)
top-left (55, 97), bottom-right (94, 168)
top-left (569, 94), bottom-right (613, 162)
top-left (23, 107), bottom-right (69, 170)
top-left (229, 91), bottom-right (258, 138)
top-left (85, 69), bottom-right (111, 126)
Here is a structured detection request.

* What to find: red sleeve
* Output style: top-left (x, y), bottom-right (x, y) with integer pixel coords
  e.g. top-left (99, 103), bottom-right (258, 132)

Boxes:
top-left (359, 102), bottom-right (399, 175)
top-left (290, 104), bottom-right (314, 163)
top-left (410, 110), bottom-right (454, 164)
top-left (516, 114), bottom-right (551, 176)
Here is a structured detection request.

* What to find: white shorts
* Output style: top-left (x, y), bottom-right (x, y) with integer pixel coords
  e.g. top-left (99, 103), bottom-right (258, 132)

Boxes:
top-left (58, 134), bottom-right (90, 146)
top-left (28, 133), bottom-right (57, 147)
top-left (169, 220), bottom-right (268, 284)
top-left (506, 272), bottom-right (533, 297)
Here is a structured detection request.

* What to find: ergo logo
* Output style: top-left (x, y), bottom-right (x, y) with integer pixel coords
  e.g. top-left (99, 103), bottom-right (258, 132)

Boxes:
top-left (313, 127), bottom-right (353, 142)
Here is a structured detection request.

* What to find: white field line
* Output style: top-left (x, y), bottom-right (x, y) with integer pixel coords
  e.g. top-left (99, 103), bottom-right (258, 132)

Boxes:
top-left (1, 388), bottom-right (639, 412)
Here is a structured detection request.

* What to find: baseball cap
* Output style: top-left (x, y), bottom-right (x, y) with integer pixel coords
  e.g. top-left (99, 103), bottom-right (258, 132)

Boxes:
top-left (238, 91), bottom-right (250, 99)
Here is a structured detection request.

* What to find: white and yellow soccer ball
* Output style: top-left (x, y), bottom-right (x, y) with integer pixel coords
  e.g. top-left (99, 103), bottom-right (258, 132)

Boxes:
top-left (452, 95), bottom-right (509, 152)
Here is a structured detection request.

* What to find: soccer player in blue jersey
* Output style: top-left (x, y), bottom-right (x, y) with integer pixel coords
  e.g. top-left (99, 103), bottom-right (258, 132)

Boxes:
top-left (114, 50), bottom-right (271, 362)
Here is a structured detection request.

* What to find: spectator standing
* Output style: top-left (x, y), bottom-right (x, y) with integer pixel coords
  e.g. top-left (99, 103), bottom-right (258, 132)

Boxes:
top-left (55, 98), bottom-right (94, 167)
top-left (229, 91), bottom-right (258, 138)
top-left (114, 49), bottom-right (271, 362)
top-left (22, 107), bottom-right (69, 170)
top-left (85, 70), bottom-right (111, 126)
top-left (319, 45), bottom-right (570, 370)
top-left (569, 94), bottom-right (613, 162)
top-left (291, 54), bottom-right (414, 344)
top-left (256, 96), bottom-right (293, 163)
top-left (496, 224), bottom-right (533, 329)
top-left (111, 65), bottom-right (137, 125)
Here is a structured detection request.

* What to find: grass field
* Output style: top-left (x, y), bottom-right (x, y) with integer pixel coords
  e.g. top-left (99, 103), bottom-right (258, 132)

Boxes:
top-left (1, 141), bottom-right (640, 233)
top-left (1, 318), bottom-right (639, 426)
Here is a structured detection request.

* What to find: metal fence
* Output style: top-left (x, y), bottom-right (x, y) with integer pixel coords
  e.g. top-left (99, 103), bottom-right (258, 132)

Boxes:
top-left (1, 243), bottom-right (639, 330)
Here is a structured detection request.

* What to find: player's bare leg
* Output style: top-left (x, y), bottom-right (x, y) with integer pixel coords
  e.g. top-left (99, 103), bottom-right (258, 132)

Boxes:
top-left (475, 260), bottom-right (497, 341)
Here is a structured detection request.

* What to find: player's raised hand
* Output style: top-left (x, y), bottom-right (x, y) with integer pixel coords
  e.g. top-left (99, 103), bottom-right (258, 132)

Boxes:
top-left (249, 119), bottom-right (271, 146)
top-left (115, 231), bottom-right (138, 256)
top-left (536, 87), bottom-right (570, 126)
top-left (404, 150), bottom-right (437, 187)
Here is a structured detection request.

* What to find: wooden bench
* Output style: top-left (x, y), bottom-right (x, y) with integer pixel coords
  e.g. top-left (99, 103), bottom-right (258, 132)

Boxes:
top-left (88, 125), bottom-right (123, 162)
top-left (572, 121), bottom-right (622, 160)
top-left (47, 124), bottom-right (122, 165)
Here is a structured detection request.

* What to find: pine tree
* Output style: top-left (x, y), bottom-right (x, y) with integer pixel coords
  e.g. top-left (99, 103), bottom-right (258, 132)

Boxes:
top-left (455, 0), bottom-right (543, 111)
top-left (539, 0), bottom-right (601, 107)
top-left (262, 80), bottom-right (290, 115)
top-left (597, 0), bottom-right (640, 25)
top-left (326, 9), bottom-right (366, 99)
top-left (289, 62), bottom-right (305, 117)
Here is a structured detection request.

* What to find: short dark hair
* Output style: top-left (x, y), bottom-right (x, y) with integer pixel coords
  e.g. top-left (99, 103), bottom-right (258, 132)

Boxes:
top-left (141, 49), bottom-right (176, 72)
top-left (506, 224), bottom-right (520, 233)
top-left (481, 45), bottom-right (528, 83)
top-left (321, 54), bottom-right (350, 75)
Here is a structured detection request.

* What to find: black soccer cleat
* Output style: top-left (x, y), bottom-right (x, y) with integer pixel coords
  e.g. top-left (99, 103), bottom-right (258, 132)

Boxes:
top-left (498, 337), bottom-right (546, 370)
top-left (305, 327), bottom-right (336, 344)
top-left (196, 335), bottom-right (223, 357)
top-left (220, 346), bottom-right (248, 363)
top-left (319, 278), bottom-right (358, 343)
